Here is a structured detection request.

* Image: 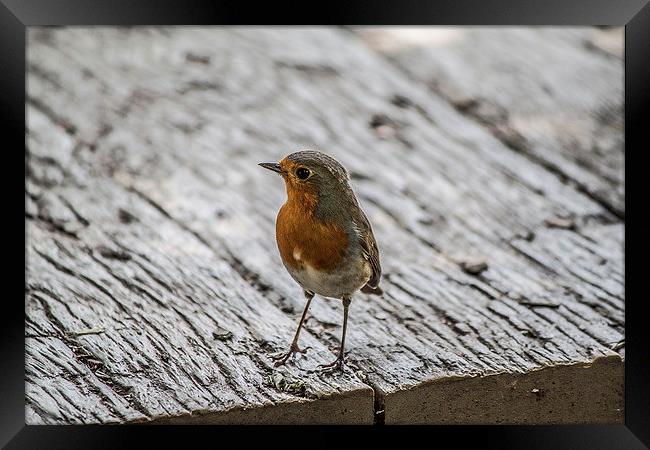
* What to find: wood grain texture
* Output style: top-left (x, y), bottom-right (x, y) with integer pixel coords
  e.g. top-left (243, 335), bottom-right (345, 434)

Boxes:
top-left (357, 27), bottom-right (624, 217)
top-left (26, 27), bottom-right (623, 424)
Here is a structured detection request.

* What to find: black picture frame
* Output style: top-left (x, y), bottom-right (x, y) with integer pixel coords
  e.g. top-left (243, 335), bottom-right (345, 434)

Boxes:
top-left (3, 0), bottom-right (648, 447)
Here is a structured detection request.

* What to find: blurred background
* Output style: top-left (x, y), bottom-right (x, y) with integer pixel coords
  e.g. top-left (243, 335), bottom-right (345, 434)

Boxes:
top-left (26, 27), bottom-right (624, 424)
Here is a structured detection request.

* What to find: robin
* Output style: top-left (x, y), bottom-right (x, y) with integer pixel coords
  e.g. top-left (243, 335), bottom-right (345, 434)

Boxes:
top-left (259, 150), bottom-right (382, 370)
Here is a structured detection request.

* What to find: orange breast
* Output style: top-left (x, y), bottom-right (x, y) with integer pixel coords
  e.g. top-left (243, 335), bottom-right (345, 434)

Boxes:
top-left (276, 191), bottom-right (349, 272)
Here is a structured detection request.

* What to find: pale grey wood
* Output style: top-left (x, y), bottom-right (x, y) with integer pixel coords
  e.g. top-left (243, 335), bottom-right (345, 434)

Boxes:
top-left (26, 27), bottom-right (623, 424)
top-left (26, 107), bottom-right (373, 425)
top-left (25, 187), bottom-right (374, 424)
top-left (356, 27), bottom-right (624, 217)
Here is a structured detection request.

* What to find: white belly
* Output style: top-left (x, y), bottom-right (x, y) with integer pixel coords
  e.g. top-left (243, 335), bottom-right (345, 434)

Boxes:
top-left (285, 259), bottom-right (372, 298)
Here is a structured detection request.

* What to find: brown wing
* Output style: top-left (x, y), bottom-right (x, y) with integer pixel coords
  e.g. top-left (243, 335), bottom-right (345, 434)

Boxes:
top-left (356, 210), bottom-right (381, 290)
top-left (335, 182), bottom-right (382, 293)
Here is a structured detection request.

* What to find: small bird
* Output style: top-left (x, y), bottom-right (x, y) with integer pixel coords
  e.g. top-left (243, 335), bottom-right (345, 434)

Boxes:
top-left (259, 150), bottom-right (382, 370)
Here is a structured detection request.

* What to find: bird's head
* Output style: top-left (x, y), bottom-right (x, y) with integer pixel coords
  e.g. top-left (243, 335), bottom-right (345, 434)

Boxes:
top-left (259, 150), bottom-right (350, 204)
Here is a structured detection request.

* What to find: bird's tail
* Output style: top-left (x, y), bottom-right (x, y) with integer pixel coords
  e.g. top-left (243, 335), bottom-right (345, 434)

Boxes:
top-left (361, 284), bottom-right (383, 295)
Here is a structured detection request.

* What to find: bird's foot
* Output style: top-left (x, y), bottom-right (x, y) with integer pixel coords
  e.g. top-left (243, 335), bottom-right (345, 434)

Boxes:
top-left (272, 342), bottom-right (310, 367)
top-left (318, 354), bottom-right (346, 372)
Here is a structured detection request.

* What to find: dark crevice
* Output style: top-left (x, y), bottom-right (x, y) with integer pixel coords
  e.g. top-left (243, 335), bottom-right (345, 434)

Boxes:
top-left (25, 396), bottom-right (60, 423)
top-left (446, 275), bottom-right (500, 301)
top-left (581, 38), bottom-right (622, 62)
top-left (369, 380), bottom-right (386, 425)
top-left (275, 61), bottom-right (340, 76)
top-left (27, 96), bottom-right (78, 136)
top-left (58, 195), bottom-right (90, 227)
top-left (26, 213), bottom-right (80, 240)
top-left (335, 364), bottom-right (386, 425)
top-left (28, 62), bottom-right (64, 89)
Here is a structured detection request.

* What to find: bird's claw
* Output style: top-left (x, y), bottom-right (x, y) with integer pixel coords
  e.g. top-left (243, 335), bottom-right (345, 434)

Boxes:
top-left (318, 355), bottom-right (346, 372)
top-left (272, 343), bottom-right (310, 367)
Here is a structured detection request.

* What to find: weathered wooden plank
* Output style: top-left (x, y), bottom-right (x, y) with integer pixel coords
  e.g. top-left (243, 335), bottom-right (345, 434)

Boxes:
top-left (356, 27), bottom-right (624, 217)
top-left (25, 208), bottom-right (374, 424)
top-left (27, 27), bottom-right (623, 424)
top-left (26, 108), bottom-right (373, 424)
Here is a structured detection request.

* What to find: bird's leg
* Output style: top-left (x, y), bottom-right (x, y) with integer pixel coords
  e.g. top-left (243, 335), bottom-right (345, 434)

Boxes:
top-left (272, 291), bottom-right (314, 367)
top-left (319, 295), bottom-right (351, 371)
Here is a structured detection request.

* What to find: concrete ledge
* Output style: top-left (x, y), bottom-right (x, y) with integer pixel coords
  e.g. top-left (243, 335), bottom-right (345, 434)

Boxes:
top-left (144, 388), bottom-right (375, 425)
top-left (385, 355), bottom-right (623, 424)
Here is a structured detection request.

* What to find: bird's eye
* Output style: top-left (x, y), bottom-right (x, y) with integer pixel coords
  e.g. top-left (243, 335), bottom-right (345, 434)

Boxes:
top-left (296, 168), bottom-right (311, 180)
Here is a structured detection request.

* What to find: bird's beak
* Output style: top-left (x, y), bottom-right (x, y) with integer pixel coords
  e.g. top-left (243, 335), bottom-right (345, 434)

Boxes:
top-left (258, 162), bottom-right (283, 174)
